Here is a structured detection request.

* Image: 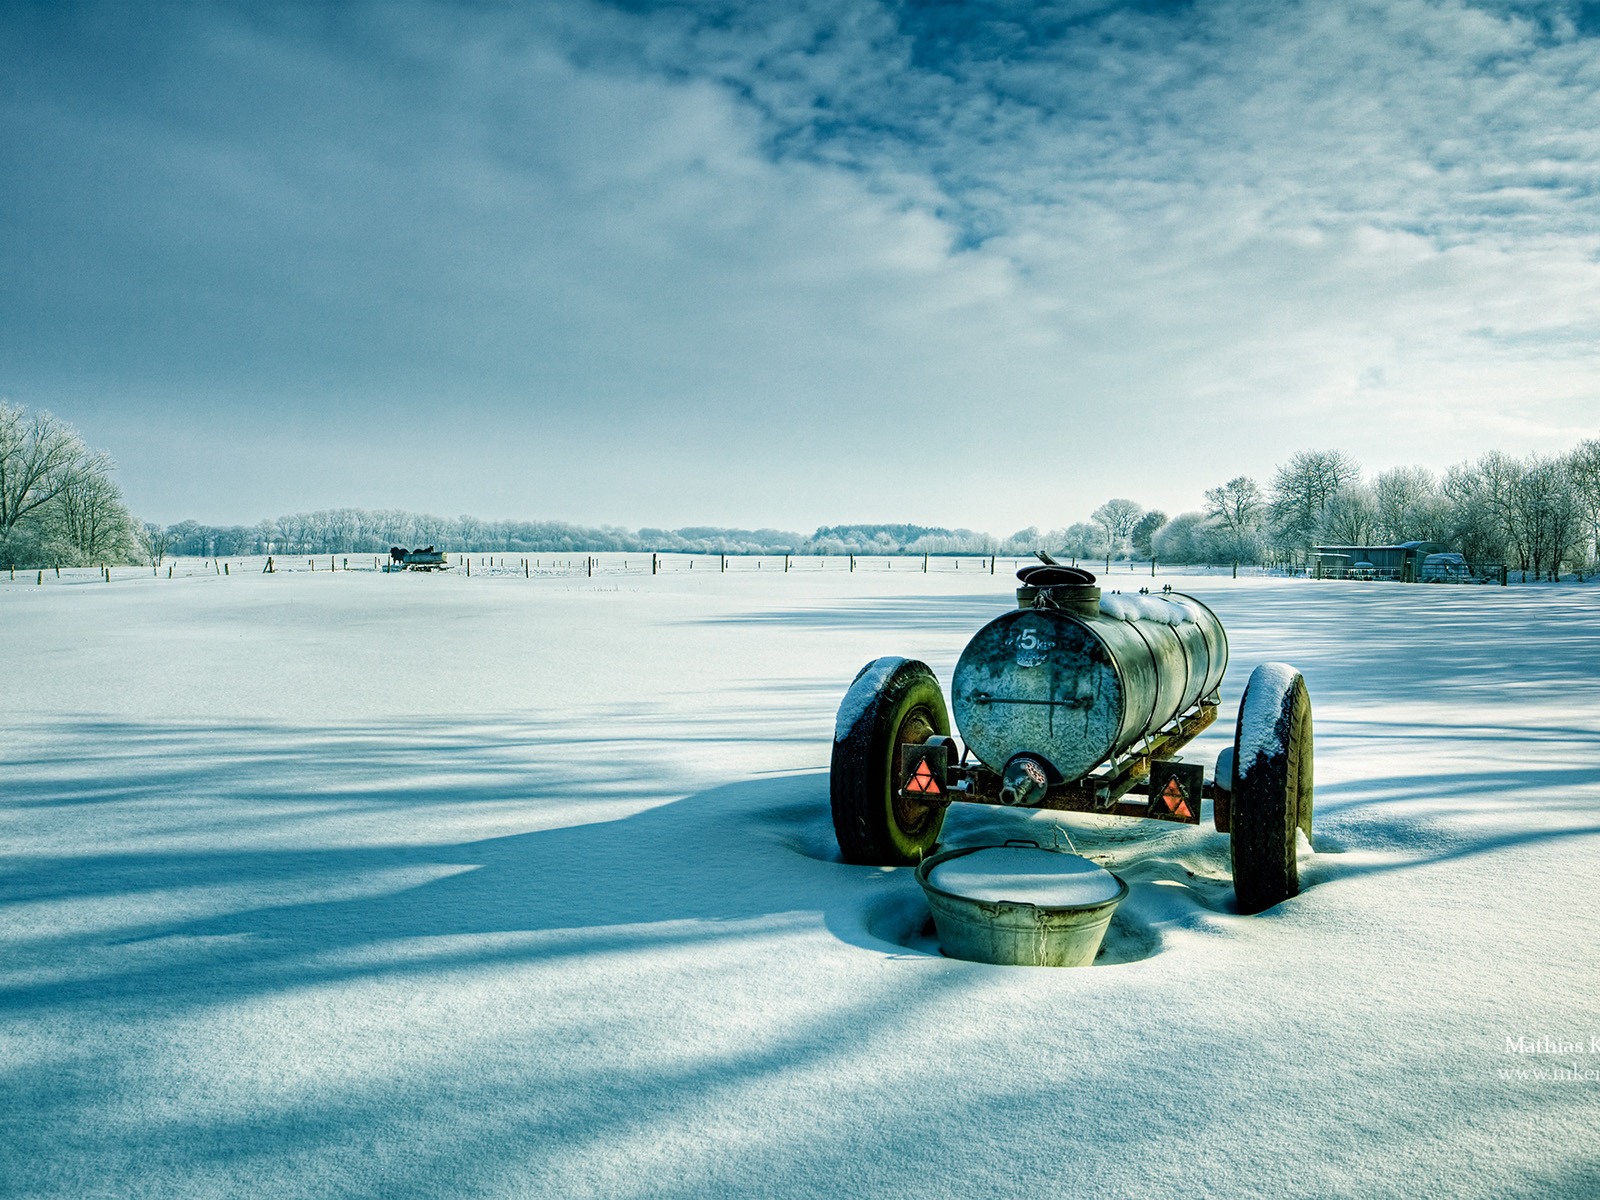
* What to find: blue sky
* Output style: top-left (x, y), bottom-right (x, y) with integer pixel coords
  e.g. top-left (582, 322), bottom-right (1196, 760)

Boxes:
top-left (3, 0), bottom-right (1598, 530)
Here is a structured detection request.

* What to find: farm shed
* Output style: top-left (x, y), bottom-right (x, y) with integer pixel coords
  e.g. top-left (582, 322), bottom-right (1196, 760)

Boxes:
top-left (1313, 541), bottom-right (1442, 581)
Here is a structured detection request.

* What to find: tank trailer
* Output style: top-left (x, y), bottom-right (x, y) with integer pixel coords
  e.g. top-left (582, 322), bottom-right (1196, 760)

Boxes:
top-left (384, 546), bottom-right (449, 572)
top-left (830, 561), bottom-right (1314, 913)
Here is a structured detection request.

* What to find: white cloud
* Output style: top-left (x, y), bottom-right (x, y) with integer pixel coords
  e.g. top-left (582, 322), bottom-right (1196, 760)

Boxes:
top-left (3, 0), bottom-right (1598, 527)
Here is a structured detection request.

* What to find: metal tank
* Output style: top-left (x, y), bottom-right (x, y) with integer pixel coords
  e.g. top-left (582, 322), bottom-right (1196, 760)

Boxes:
top-left (952, 567), bottom-right (1227, 787)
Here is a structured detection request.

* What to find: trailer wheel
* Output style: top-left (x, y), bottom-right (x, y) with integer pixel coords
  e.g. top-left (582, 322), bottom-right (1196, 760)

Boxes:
top-left (831, 657), bottom-right (951, 865)
top-left (1229, 663), bottom-right (1313, 914)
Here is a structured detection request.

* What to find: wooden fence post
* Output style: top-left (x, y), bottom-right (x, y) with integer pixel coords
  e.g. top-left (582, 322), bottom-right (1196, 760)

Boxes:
top-left (652, 553), bottom-right (658, 575)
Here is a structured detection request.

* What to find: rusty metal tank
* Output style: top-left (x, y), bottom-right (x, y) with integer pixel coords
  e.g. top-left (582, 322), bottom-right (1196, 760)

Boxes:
top-left (951, 568), bottom-right (1227, 782)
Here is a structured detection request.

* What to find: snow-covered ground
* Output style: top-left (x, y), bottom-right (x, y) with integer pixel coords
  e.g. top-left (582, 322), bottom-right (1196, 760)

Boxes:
top-left (3, 565), bottom-right (1597, 1198)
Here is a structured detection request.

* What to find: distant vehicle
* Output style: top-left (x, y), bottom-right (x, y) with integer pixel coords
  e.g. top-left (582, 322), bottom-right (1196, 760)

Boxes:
top-left (1421, 552), bottom-right (1473, 583)
top-left (830, 556), bottom-right (1314, 914)
top-left (384, 546), bottom-right (449, 572)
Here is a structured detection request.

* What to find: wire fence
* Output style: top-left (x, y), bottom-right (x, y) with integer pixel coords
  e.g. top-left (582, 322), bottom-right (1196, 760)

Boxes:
top-left (2, 553), bottom-right (1292, 588)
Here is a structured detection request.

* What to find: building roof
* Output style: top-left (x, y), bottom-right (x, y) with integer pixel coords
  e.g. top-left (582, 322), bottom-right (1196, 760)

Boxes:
top-left (1313, 541), bottom-right (1442, 554)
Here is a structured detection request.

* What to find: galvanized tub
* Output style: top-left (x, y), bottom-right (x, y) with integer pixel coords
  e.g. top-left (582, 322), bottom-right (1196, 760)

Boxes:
top-left (915, 843), bottom-right (1128, 967)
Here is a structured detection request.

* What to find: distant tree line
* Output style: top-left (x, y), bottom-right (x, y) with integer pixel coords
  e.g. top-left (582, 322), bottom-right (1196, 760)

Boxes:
top-left (5, 399), bottom-right (1598, 578)
top-left (0, 401), bottom-right (143, 568)
top-left (152, 513), bottom-right (1005, 559)
top-left (1086, 444), bottom-right (1600, 579)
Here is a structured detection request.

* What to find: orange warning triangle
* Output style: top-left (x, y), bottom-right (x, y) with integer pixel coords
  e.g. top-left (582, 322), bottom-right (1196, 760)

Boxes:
top-left (905, 758), bottom-right (941, 796)
top-left (1160, 776), bottom-right (1191, 818)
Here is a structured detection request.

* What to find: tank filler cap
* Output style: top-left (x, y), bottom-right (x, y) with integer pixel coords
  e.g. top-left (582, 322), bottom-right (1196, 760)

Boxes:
top-left (1015, 564), bottom-right (1101, 613)
top-left (1016, 564), bottom-right (1097, 587)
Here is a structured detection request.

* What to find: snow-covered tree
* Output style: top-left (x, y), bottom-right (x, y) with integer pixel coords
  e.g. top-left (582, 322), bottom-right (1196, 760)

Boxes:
top-left (0, 401), bottom-right (92, 562)
top-left (50, 452), bottom-right (141, 562)
top-left (0, 402), bottom-right (142, 567)
top-left (1151, 512), bottom-right (1207, 564)
top-left (1090, 498), bottom-right (1144, 567)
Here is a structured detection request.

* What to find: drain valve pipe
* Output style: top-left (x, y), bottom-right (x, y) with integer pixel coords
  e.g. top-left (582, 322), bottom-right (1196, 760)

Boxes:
top-left (999, 755), bottom-right (1053, 807)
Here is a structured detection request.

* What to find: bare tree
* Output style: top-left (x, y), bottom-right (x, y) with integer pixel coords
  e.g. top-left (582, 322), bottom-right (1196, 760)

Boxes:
top-left (144, 522), bottom-right (172, 565)
top-left (1204, 476), bottom-right (1264, 534)
top-left (1372, 466), bottom-right (1442, 543)
top-left (1203, 476), bottom-right (1264, 571)
top-left (1567, 439), bottom-right (1600, 566)
top-left (1441, 460), bottom-right (1508, 569)
top-left (277, 514), bottom-right (307, 556)
top-left (458, 513), bottom-right (485, 551)
top-left (1511, 454), bottom-right (1581, 579)
top-left (1269, 450), bottom-right (1360, 561)
top-left (1322, 483), bottom-right (1378, 545)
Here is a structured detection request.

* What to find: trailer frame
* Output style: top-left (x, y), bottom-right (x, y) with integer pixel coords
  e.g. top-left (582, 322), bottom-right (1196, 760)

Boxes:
top-left (897, 697), bottom-right (1224, 828)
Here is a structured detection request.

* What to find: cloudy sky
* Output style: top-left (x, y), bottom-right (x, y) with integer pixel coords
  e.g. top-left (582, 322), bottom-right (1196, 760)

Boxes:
top-left (3, 0), bottom-right (1598, 532)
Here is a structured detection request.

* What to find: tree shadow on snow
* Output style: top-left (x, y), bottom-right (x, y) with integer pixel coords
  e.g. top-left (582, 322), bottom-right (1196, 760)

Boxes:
top-left (0, 715), bottom-right (951, 1021)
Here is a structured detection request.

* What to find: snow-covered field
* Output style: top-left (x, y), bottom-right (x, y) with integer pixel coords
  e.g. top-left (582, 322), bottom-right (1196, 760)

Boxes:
top-left (3, 564), bottom-right (1598, 1198)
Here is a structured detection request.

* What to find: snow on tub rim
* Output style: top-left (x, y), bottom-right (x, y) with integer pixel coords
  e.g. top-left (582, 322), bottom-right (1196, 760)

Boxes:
top-left (915, 843), bottom-right (1129, 968)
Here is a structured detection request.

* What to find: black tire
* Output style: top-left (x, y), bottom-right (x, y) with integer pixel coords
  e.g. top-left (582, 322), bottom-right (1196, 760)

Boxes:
top-left (1229, 663), bottom-right (1313, 914)
top-left (831, 657), bottom-right (951, 865)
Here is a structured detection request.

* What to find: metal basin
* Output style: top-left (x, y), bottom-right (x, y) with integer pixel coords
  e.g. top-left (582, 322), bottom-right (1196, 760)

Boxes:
top-left (915, 844), bottom-right (1128, 967)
